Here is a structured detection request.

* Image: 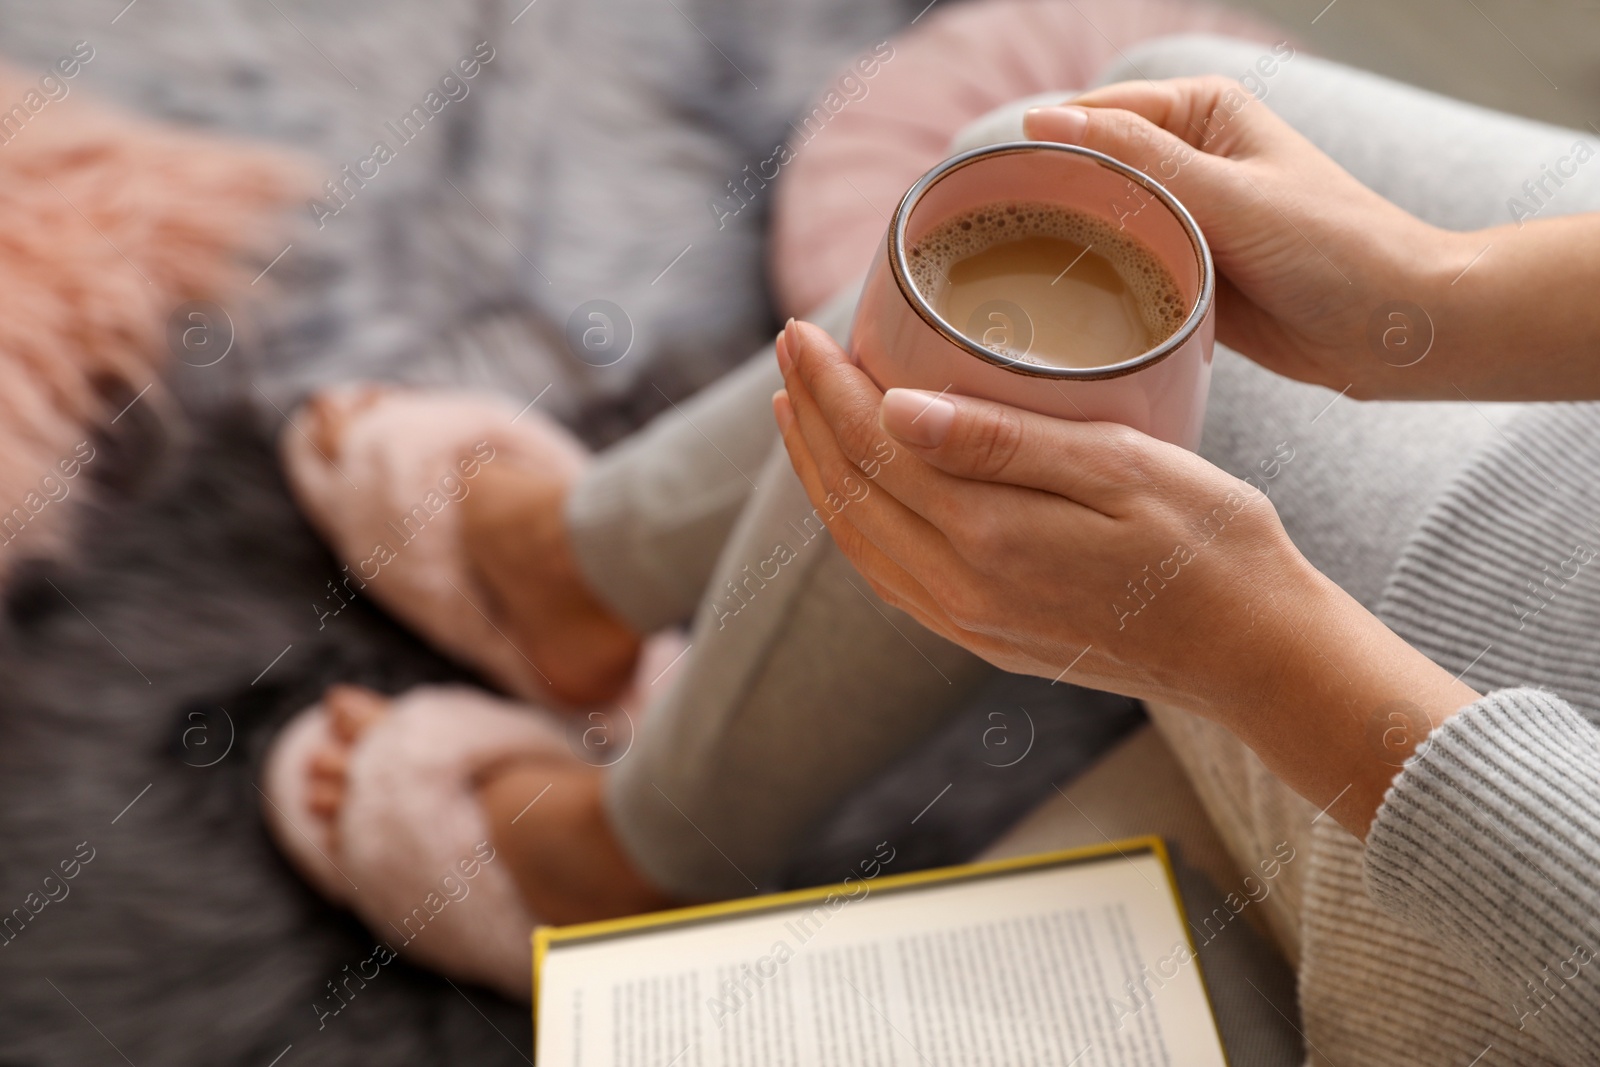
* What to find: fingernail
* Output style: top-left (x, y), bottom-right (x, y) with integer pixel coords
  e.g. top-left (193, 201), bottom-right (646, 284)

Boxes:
top-left (772, 389), bottom-right (794, 433)
top-left (775, 330), bottom-right (792, 374)
top-left (1024, 105), bottom-right (1088, 145)
top-left (881, 388), bottom-right (954, 447)
top-left (784, 317), bottom-right (802, 354)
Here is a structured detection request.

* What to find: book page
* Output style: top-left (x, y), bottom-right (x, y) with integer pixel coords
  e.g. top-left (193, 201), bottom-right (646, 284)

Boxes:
top-left (536, 851), bottom-right (1224, 1067)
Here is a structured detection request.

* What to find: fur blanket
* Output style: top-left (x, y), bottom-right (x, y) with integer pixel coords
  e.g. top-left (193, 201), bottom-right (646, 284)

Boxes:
top-left (0, 56), bottom-right (299, 570)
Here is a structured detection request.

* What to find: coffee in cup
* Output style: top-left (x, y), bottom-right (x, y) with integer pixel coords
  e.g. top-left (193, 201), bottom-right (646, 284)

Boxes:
top-left (907, 200), bottom-right (1187, 369)
top-left (848, 142), bottom-right (1216, 448)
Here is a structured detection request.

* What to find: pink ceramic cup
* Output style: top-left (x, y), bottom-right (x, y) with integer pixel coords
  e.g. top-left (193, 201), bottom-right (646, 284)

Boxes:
top-left (848, 142), bottom-right (1216, 449)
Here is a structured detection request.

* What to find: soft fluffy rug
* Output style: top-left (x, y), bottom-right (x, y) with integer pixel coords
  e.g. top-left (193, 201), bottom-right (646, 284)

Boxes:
top-left (0, 405), bottom-right (531, 1064)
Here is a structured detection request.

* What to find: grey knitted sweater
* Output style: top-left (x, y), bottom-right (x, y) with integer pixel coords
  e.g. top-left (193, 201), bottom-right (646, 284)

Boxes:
top-left (1306, 403), bottom-right (1600, 1066)
top-left (1370, 690), bottom-right (1600, 1060)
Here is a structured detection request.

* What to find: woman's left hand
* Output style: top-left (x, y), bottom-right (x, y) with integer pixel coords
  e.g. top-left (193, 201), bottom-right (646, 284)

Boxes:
top-left (775, 318), bottom-right (1484, 837)
top-left (773, 319), bottom-right (1320, 724)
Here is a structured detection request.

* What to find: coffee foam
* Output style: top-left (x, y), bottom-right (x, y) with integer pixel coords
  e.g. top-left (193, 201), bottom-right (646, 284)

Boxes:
top-left (907, 200), bottom-right (1189, 346)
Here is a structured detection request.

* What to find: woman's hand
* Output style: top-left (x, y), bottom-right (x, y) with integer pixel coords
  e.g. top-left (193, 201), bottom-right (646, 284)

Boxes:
top-left (1026, 77), bottom-right (1481, 400)
top-left (773, 319), bottom-right (1314, 720)
top-left (774, 319), bottom-right (1480, 835)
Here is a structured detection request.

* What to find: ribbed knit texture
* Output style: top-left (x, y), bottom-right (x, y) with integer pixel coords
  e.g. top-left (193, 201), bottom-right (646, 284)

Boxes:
top-left (1370, 689), bottom-right (1600, 1060)
top-left (1297, 403), bottom-right (1600, 1067)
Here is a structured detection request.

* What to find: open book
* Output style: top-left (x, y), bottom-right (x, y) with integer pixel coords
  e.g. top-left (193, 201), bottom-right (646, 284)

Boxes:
top-left (533, 837), bottom-right (1226, 1066)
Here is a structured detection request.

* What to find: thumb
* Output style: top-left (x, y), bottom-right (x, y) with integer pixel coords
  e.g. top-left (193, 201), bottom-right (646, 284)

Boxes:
top-left (878, 387), bottom-right (1139, 506)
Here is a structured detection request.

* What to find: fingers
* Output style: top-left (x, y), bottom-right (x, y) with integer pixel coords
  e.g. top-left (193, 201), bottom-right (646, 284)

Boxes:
top-left (773, 322), bottom-right (1003, 627)
top-left (772, 386), bottom-right (963, 640)
top-left (774, 323), bottom-right (959, 571)
top-left (777, 319), bottom-right (898, 479)
top-left (1025, 100), bottom-right (1184, 167)
top-left (1021, 75), bottom-right (1308, 229)
top-left (777, 321), bottom-right (1001, 551)
top-left (1024, 101), bottom-right (1227, 224)
top-left (1048, 76), bottom-right (1273, 156)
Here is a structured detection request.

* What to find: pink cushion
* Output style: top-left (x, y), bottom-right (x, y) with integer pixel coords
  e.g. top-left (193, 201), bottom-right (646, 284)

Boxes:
top-left (0, 62), bottom-right (302, 571)
top-left (769, 0), bottom-right (1282, 317)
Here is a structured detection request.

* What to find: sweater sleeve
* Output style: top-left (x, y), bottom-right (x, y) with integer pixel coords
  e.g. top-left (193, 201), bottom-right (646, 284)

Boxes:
top-left (1365, 687), bottom-right (1600, 1064)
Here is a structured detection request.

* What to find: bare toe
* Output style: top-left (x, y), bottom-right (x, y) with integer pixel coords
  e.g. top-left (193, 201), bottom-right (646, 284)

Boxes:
top-left (308, 745), bottom-right (348, 783)
top-left (307, 777), bottom-right (343, 819)
top-left (306, 717), bottom-right (353, 821)
top-left (306, 686), bottom-right (389, 845)
top-left (302, 394), bottom-right (343, 460)
top-left (303, 385), bottom-right (392, 461)
top-left (326, 684), bottom-right (391, 742)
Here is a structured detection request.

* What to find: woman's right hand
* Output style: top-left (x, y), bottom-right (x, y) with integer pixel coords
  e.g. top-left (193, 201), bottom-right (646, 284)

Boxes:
top-left (1025, 78), bottom-right (1476, 400)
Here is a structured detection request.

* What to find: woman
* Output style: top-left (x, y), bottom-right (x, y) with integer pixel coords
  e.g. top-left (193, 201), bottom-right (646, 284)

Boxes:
top-left (264, 31), bottom-right (1598, 1064)
top-left (778, 60), bottom-right (1600, 1067)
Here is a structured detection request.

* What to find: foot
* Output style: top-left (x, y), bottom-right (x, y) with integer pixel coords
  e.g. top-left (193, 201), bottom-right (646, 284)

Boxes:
top-left (460, 461), bottom-right (643, 707)
top-left (293, 386), bottom-right (642, 708)
top-left (306, 684), bottom-right (672, 925)
top-left (476, 756), bottom-right (676, 926)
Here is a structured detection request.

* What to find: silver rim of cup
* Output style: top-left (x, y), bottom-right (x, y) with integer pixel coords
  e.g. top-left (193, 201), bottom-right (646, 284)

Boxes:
top-left (889, 141), bottom-right (1216, 382)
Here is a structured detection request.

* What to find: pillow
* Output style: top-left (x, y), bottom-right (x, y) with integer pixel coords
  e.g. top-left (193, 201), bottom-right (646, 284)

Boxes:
top-left (0, 63), bottom-right (303, 568)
